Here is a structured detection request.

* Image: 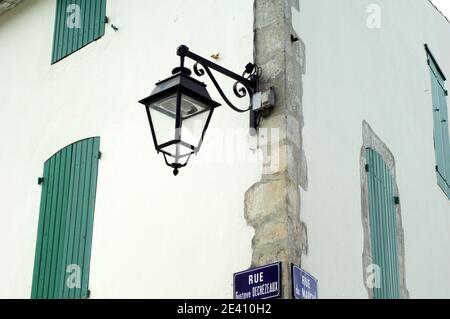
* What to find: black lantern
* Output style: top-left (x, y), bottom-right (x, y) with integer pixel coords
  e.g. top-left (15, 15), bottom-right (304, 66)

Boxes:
top-left (139, 67), bottom-right (221, 175)
top-left (140, 45), bottom-right (270, 176)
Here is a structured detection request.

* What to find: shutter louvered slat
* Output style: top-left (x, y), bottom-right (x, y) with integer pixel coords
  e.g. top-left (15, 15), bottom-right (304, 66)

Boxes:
top-left (63, 141), bottom-right (81, 299)
top-left (37, 157), bottom-right (56, 298)
top-left (70, 139), bottom-right (88, 299)
top-left (31, 161), bottom-right (51, 299)
top-left (54, 145), bottom-right (73, 299)
top-left (48, 149), bottom-right (66, 298)
top-left (81, 138), bottom-right (100, 298)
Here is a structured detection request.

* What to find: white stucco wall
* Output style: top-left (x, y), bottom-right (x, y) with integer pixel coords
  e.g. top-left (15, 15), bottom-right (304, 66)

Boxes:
top-left (0, 0), bottom-right (260, 298)
top-left (295, 0), bottom-right (450, 298)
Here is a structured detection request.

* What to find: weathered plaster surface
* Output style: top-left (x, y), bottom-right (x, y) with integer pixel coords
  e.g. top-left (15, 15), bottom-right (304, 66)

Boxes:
top-left (245, 0), bottom-right (307, 298)
top-left (360, 121), bottom-right (409, 299)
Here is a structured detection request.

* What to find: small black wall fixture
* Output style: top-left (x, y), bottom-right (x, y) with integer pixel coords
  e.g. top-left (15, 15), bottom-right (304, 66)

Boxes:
top-left (139, 45), bottom-right (274, 176)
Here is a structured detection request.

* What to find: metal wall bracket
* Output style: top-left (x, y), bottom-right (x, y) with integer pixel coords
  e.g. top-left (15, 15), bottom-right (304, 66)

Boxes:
top-left (176, 44), bottom-right (265, 135)
top-left (252, 87), bottom-right (275, 112)
top-left (249, 87), bottom-right (275, 136)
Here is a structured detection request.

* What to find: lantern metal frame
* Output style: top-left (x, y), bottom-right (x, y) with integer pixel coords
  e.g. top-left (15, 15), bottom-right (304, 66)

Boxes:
top-left (139, 44), bottom-right (264, 175)
top-left (139, 67), bottom-right (221, 175)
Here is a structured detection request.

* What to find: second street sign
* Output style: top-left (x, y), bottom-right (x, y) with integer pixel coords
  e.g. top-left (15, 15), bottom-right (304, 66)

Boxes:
top-left (292, 264), bottom-right (318, 299)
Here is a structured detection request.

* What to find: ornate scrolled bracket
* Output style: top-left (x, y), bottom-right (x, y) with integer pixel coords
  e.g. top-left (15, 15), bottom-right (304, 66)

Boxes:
top-left (194, 61), bottom-right (254, 113)
top-left (177, 44), bottom-right (265, 134)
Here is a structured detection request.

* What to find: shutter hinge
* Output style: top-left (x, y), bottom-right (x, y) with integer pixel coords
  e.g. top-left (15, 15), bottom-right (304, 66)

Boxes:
top-left (445, 90), bottom-right (448, 96)
top-left (104, 16), bottom-right (109, 24)
top-left (365, 164), bottom-right (370, 172)
top-left (394, 196), bottom-right (400, 205)
top-left (436, 165), bottom-right (439, 172)
top-left (37, 177), bottom-right (44, 185)
top-left (98, 151), bottom-right (102, 160)
top-left (86, 289), bottom-right (91, 299)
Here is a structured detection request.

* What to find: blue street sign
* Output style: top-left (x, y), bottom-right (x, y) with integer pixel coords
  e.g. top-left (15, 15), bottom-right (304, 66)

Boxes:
top-left (233, 262), bottom-right (281, 299)
top-left (292, 264), bottom-right (318, 299)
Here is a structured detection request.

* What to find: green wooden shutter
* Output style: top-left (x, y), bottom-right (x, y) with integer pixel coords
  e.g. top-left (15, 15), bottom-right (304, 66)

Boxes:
top-left (52, 0), bottom-right (107, 64)
top-left (428, 49), bottom-right (450, 199)
top-left (31, 137), bottom-right (101, 299)
top-left (366, 148), bottom-right (400, 299)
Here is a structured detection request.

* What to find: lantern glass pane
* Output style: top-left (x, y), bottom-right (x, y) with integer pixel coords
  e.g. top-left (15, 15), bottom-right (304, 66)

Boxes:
top-left (181, 108), bottom-right (211, 151)
top-left (160, 140), bottom-right (194, 158)
top-left (150, 94), bottom-right (210, 120)
top-left (179, 95), bottom-right (211, 119)
top-left (177, 153), bottom-right (191, 166)
top-left (148, 93), bottom-right (177, 146)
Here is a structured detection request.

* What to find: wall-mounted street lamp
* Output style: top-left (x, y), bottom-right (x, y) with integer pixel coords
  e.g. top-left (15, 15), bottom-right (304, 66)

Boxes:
top-left (139, 45), bottom-right (274, 175)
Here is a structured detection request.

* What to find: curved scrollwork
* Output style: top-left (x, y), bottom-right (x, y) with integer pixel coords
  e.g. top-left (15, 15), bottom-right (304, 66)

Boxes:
top-left (193, 62), bottom-right (205, 77)
top-left (233, 81), bottom-right (248, 98)
top-left (193, 62), bottom-right (254, 113)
